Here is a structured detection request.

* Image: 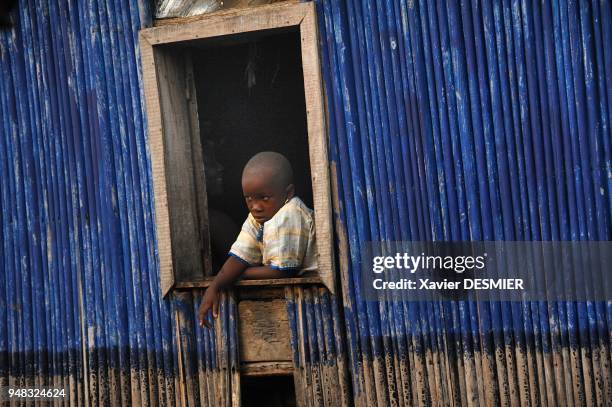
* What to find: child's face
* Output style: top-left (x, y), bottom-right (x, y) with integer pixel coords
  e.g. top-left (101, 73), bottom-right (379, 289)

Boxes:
top-left (242, 173), bottom-right (293, 224)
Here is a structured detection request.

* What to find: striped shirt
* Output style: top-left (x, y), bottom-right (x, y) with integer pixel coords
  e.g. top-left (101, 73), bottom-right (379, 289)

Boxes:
top-left (229, 197), bottom-right (317, 275)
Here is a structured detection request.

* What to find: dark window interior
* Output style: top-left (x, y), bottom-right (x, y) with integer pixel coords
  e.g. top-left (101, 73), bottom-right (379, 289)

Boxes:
top-left (240, 375), bottom-right (297, 407)
top-left (190, 30), bottom-right (313, 270)
top-left (193, 30), bottom-right (313, 222)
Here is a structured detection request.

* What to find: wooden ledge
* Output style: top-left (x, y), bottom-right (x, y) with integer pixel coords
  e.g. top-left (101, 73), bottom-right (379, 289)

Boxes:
top-left (174, 276), bottom-right (323, 289)
top-left (240, 361), bottom-right (293, 377)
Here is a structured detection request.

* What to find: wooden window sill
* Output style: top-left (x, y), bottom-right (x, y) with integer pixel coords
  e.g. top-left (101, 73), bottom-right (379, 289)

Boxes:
top-left (174, 275), bottom-right (323, 289)
top-left (240, 361), bottom-right (294, 377)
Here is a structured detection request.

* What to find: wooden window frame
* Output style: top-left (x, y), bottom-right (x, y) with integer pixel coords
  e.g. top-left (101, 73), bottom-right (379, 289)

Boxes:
top-left (139, 2), bottom-right (336, 296)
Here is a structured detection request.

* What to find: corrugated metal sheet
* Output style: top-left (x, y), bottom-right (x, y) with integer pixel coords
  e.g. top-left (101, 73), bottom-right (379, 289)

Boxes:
top-left (285, 286), bottom-right (351, 406)
top-left (1, 0), bottom-right (611, 406)
top-left (316, 0), bottom-right (610, 405)
top-left (0, 0), bottom-right (182, 404)
top-left (172, 291), bottom-right (239, 406)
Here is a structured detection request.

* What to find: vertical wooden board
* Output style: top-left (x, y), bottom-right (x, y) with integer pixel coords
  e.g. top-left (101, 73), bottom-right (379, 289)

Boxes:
top-left (155, 47), bottom-right (204, 282)
top-left (299, 3), bottom-right (336, 295)
top-left (139, 34), bottom-right (175, 296)
top-left (185, 52), bottom-right (213, 277)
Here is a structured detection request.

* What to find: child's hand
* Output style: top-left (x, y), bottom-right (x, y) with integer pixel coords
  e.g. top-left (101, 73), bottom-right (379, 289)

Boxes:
top-left (198, 286), bottom-right (220, 329)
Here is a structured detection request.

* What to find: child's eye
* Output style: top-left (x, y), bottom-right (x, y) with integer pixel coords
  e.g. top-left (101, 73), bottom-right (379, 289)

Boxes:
top-left (262, 196), bottom-right (270, 201)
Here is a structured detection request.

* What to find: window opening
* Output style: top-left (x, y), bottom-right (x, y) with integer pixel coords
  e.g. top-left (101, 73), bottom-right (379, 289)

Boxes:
top-left (194, 30), bottom-right (313, 272)
top-left (140, 2), bottom-right (336, 296)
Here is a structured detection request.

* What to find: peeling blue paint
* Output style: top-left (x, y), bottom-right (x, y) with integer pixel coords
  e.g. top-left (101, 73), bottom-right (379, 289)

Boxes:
top-left (0, 0), bottom-right (610, 405)
top-left (315, 0), bottom-right (610, 404)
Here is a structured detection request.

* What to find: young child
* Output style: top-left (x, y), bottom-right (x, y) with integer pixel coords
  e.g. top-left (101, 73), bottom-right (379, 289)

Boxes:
top-left (198, 151), bottom-right (317, 328)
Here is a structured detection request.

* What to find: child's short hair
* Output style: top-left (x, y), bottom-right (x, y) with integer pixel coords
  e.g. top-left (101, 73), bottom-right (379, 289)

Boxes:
top-left (242, 151), bottom-right (293, 188)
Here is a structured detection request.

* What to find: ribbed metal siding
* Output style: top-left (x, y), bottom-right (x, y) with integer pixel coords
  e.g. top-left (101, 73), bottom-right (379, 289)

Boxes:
top-left (316, 0), bottom-right (610, 405)
top-left (0, 0), bottom-right (181, 405)
top-left (171, 291), bottom-right (239, 406)
top-left (2, 0), bottom-right (611, 406)
top-left (285, 286), bottom-right (352, 406)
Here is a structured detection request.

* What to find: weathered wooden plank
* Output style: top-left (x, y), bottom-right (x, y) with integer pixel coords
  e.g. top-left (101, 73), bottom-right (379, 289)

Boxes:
top-left (174, 276), bottom-right (323, 289)
top-left (299, 2), bottom-right (336, 295)
top-left (139, 34), bottom-right (175, 296)
top-left (238, 299), bottom-right (292, 362)
top-left (155, 47), bottom-right (205, 283)
top-left (236, 286), bottom-right (285, 301)
top-left (184, 52), bottom-right (213, 278)
top-left (142, 1), bottom-right (307, 45)
top-left (240, 361), bottom-right (294, 376)
top-left (140, 40), bottom-right (207, 293)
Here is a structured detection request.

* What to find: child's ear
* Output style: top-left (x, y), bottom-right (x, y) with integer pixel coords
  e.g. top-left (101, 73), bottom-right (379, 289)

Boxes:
top-left (286, 184), bottom-right (295, 200)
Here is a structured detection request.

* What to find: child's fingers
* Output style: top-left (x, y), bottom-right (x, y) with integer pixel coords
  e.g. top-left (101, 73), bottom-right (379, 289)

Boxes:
top-left (213, 299), bottom-right (220, 318)
top-left (199, 313), bottom-right (209, 328)
top-left (201, 310), bottom-right (213, 329)
top-left (198, 302), bottom-right (213, 329)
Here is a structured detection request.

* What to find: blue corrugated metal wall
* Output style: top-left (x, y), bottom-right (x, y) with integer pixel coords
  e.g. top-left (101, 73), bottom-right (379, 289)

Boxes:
top-left (0, 0), bottom-right (183, 404)
top-left (315, 0), bottom-right (610, 405)
top-left (1, 0), bottom-right (610, 406)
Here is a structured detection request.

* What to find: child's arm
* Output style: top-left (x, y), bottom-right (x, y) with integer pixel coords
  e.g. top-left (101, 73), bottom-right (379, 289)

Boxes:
top-left (241, 266), bottom-right (293, 279)
top-left (198, 260), bottom-right (294, 328)
top-left (198, 256), bottom-right (247, 328)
